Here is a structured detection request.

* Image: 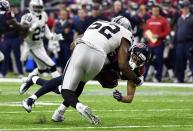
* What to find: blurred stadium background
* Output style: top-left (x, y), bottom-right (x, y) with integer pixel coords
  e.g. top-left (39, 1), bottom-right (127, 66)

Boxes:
top-left (0, 0), bottom-right (192, 83)
top-left (1, 0), bottom-right (193, 130)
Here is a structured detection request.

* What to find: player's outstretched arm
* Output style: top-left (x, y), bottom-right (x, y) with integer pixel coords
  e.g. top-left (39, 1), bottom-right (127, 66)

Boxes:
top-left (6, 19), bottom-right (29, 32)
top-left (113, 80), bottom-right (136, 103)
top-left (118, 38), bottom-right (141, 85)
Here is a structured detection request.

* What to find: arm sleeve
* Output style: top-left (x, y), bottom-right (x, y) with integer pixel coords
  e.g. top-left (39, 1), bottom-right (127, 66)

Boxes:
top-left (44, 24), bottom-right (54, 40)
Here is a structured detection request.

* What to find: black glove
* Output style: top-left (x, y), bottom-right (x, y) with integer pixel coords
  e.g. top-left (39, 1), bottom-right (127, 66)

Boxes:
top-left (113, 90), bottom-right (122, 101)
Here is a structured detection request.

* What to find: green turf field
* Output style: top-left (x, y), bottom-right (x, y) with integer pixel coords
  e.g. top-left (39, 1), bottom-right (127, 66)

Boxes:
top-left (0, 82), bottom-right (193, 131)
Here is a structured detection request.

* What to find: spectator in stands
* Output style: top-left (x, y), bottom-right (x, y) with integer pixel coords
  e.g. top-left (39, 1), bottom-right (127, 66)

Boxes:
top-left (55, 9), bottom-right (74, 71)
top-left (132, 4), bottom-right (150, 42)
top-left (144, 4), bottom-right (170, 82)
top-left (73, 9), bottom-right (88, 35)
top-left (112, 0), bottom-right (131, 19)
top-left (173, 1), bottom-right (193, 83)
top-left (87, 5), bottom-right (107, 25)
top-left (1, 6), bottom-right (23, 78)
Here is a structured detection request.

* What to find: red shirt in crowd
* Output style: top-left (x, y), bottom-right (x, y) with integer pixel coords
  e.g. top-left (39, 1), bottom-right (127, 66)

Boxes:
top-left (144, 16), bottom-right (170, 47)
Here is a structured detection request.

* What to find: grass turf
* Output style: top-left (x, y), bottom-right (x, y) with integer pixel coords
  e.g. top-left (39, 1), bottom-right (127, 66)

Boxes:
top-left (0, 82), bottom-right (193, 131)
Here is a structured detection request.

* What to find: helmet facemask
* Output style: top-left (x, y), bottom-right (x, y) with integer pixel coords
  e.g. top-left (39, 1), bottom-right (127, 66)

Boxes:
top-left (129, 52), bottom-right (146, 70)
top-left (128, 43), bottom-right (151, 70)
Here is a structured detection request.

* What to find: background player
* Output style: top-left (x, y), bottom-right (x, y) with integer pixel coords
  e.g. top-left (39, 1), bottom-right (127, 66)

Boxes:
top-left (0, 0), bottom-right (29, 62)
top-left (20, 0), bottom-right (63, 90)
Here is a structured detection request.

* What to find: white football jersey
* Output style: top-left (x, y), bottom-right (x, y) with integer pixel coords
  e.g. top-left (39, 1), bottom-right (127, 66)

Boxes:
top-left (81, 20), bottom-right (133, 54)
top-left (21, 11), bottom-right (48, 49)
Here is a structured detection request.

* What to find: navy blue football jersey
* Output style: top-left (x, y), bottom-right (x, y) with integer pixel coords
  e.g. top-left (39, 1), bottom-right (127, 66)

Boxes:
top-left (0, 11), bottom-right (14, 35)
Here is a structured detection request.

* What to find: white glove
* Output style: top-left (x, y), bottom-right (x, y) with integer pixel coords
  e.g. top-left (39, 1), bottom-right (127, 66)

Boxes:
top-left (52, 33), bottom-right (64, 41)
top-left (48, 40), bottom-right (60, 58)
top-left (136, 76), bottom-right (144, 87)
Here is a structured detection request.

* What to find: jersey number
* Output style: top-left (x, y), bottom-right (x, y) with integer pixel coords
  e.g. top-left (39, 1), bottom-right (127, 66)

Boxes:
top-left (32, 26), bottom-right (45, 41)
top-left (88, 22), bottom-right (120, 39)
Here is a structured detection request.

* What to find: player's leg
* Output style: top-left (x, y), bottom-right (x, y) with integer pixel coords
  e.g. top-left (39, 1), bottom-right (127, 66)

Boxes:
top-left (61, 44), bottom-right (106, 124)
top-left (19, 61), bottom-right (47, 94)
top-left (22, 76), bottom-right (63, 112)
top-left (20, 74), bottom-right (50, 94)
top-left (52, 81), bottom-right (85, 122)
top-left (30, 46), bottom-right (60, 78)
top-left (20, 47), bottom-right (55, 94)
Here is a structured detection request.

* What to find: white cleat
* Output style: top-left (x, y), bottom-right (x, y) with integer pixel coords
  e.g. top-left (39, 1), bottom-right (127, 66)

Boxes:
top-left (22, 98), bottom-right (35, 113)
top-left (78, 106), bottom-right (100, 125)
top-left (52, 109), bottom-right (64, 122)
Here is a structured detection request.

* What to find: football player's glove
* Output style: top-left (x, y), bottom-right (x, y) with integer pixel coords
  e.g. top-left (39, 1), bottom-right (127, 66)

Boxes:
top-left (113, 90), bottom-right (122, 101)
top-left (52, 33), bottom-right (64, 41)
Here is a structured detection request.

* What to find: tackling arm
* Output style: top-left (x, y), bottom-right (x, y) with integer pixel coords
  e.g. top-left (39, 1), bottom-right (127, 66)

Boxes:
top-left (118, 38), bottom-right (141, 85)
top-left (6, 18), bottom-right (30, 32)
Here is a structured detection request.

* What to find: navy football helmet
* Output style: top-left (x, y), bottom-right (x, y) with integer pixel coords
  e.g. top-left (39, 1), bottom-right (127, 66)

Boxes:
top-left (0, 0), bottom-right (10, 14)
top-left (129, 43), bottom-right (151, 70)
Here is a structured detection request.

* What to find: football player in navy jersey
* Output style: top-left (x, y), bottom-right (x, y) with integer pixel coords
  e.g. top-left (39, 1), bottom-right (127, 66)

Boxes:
top-left (0, 0), bottom-right (29, 36)
top-left (0, 0), bottom-right (30, 61)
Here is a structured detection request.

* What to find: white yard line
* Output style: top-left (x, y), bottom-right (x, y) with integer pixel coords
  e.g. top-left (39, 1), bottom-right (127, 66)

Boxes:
top-left (0, 78), bottom-right (193, 87)
top-left (0, 102), bottom-right (193, 114)
top-left (1, 125), bottom-right (193, 130)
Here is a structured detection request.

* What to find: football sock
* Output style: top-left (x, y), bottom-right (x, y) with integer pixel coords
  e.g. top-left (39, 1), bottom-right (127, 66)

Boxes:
top-left (75, 82), bottom-right (85, 97)
top-left (76, 102), bottom-right (86, 112)
top-left (35, 76), bottom-right (62, 98)
top-left (32, 75), bottom-right (47, 86)
top-left (29, 94), bottom-right (37, 100)
top-left (61, 89), bottom-right (79, 108)
top-left (58, 103), bottom-right (68, 112)
top-left (62, 100), bottom-right (70, 107)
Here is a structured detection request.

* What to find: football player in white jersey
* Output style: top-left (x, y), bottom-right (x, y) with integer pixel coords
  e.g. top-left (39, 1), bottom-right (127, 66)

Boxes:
top-left (19, 0), bottom-right (63, 93)
top-left (56, 16), bottom-right (142, 124)
top-left (22, 16), bottom-right (145, 125)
